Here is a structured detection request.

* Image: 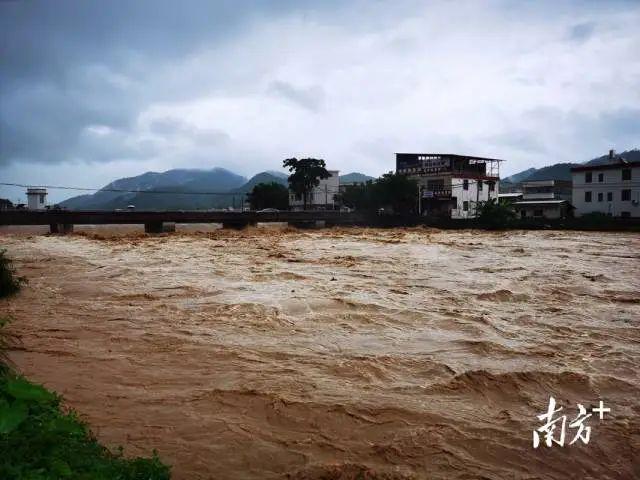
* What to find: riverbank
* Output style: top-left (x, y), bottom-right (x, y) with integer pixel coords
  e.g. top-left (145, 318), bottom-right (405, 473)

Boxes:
top-left (2, 227), bottom-right (639, 479)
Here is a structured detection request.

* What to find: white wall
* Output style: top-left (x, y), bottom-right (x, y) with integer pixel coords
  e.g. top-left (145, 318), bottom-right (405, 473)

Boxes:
top-left (290, 170), bottom-right (340, 209)
top-left (572, 166), bottom-right (640, 217)
top-left (451, 178), bottom-right (499, 219)
top-left (27, 190), bottom-right (47, 210)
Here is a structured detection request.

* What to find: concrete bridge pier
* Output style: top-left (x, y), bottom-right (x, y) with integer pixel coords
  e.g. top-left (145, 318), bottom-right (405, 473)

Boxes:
top-left (49, 223), bottom-right (74, 234)
top-left (221, 220), bottom-right (256, 230)
top-left (144, 221), bottom-right (164, 234)
top-left (288, 220), bottom-right (323, 229)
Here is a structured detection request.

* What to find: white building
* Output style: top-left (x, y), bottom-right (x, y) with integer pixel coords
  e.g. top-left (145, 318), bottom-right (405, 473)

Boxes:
top-left (289, 170), bottom-right (340, 210)
top-left (396, 153), bottom-right (502, 218)
top-left (571, 154), bottom-right (640, 218)
top-left (26, 188), bottom-right (47, 210)
top-left (513, 180), bottom-right (573, 219)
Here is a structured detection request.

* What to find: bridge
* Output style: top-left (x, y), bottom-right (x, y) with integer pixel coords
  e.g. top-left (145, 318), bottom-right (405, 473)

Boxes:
top-left (0, 210), bottom-right (368, 233)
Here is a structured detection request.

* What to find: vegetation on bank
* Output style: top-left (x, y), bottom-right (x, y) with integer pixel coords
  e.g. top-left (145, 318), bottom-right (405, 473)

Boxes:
top-left (475, 199), bottom-right (517, 229)
top-left (0, 252), bottom-right (170, 480)
top-left (247, 181), bottom-right (289, 210)
top-left (0, 367), bottom-right (170, 480)
top-left (338, 172), bottom-right (419, 214)
top-left (0, 250), bottom-right (26, 299)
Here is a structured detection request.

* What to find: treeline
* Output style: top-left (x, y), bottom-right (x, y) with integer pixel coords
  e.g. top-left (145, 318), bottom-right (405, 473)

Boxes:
top-left (337, 173), bottom-right (418, 213)
top-left (248, 156), bottom-right (420, 213)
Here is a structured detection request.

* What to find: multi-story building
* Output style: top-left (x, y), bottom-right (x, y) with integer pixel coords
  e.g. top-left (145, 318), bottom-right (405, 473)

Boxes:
top-left (289, 170), bottom-right (340, 210)
top-left (571, 152), bottom-right (640, 218)
top-left (396, 153), bottom-right (502, 218)
top-left (512, 180), bottom-right (573, 219)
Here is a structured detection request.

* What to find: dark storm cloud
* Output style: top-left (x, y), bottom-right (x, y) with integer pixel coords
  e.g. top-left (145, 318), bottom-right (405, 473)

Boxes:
top-left (0, 0), bottom-right (338, 166)
top-left (0, 0), bottom-right (638, 182)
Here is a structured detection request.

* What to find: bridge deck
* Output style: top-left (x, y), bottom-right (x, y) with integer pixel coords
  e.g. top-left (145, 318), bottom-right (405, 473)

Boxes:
top-left (0, 210), bottom-right (366, 226)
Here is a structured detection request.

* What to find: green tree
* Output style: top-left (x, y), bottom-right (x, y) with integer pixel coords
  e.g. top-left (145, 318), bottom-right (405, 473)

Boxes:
top-left (371, 172), bottom-right (419, 214)
top-left (336, 181), bottom-right (373, 211)
top-left (282, 158), bottom-right (330, 210)
top-left (476, 198), bottom-right (516, 229)
top-left (247, 182), bottom-right (289, 210)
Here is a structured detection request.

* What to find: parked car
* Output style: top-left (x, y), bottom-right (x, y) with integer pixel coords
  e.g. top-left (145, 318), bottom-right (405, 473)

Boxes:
top-left (257, 208), bottom-right (280, 213)
top-left (126, 205), bottom-right (135, 211)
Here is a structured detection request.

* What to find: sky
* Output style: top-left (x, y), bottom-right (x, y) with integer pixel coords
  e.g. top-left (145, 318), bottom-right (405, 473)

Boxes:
top-left (1, 0), bottom-right (639, 203)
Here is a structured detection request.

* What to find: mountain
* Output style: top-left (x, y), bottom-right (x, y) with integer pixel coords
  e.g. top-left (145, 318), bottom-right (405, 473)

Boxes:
top-left (339, 172), bottom-right (375, 184)
top-left (584, 149), bottom-right (640, 166)
top-left (502, 168), bottom-right (536, 184)
top-left (60, 168), bottom-right (247, 210)
top-left (230, 172), bottom-right (288, 193)
top-left (502, 149), bottom-right (639, 185)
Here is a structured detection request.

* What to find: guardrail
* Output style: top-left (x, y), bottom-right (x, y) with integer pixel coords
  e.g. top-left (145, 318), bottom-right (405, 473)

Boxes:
top-left (0, 209), bottom-right (368, 232)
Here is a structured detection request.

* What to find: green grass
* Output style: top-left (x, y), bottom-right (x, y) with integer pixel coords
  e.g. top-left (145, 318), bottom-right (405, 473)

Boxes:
top-left (0, 371), bottom-right (171, 480)
top-left (0, 249), bottom-right (171, 479)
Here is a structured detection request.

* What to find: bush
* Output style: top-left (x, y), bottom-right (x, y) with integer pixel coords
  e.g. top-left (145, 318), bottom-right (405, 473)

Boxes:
top-left (0, 250), bottom-right (26, 298)
top-left (476, 199), bottom-right (517, 229)
top-left (0, 319), bottom-right (170, 479)
top-left (0, 317), bottom-right (17, 376)
top-left (0, 372), bottom-right (171, 480)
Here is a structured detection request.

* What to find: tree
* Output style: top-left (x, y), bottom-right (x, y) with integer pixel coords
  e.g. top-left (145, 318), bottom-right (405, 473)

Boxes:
top-left (247, 182), bottom-right (289, 210)
top-left (337, 181), bottom-right (373, 211)
top-left (336, 173), bottom-right (418, 214)
top-left (476, 198), bottom-right (516, 229)
top-left (371, 172), bottom-right (418, 214)
top-left (282, 158), bottom-right (330, 210)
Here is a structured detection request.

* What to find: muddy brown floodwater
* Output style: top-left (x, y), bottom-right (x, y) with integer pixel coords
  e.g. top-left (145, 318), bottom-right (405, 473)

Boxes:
top-left (2, 226), bottom-right (639, 479)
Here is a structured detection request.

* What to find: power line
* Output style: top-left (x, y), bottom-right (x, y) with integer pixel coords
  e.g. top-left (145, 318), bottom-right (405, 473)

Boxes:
top-left (0, 182), bottom-right (248, 196)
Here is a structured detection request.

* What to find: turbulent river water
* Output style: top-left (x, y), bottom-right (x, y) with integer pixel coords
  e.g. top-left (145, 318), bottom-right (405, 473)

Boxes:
top-left (2, 226), bottom-right (639, 479)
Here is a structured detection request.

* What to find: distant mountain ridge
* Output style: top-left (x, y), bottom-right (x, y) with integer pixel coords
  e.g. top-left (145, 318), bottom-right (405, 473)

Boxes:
top-left (59, 168), bottom-right (377, 210)
top-left (339, 172), bottom-right (375, 183)
top-left (503, 149), bottom-right (639, 185)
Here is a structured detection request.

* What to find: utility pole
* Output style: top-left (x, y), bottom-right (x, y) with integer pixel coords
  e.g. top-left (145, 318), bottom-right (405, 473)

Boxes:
top-left (325, 184), bottom-right (328, 209)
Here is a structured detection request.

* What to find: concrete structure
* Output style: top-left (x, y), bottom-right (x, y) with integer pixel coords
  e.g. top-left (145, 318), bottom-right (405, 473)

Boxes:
top-left (0, 209), bottom-right (366, 234)
top-left (0, 198), bottom-right (14, 211)
top-left (289, 170), bottom-right (340, 210)
top-left (26, 188), bottom-right (47, 210)
top-left (498, 192), bottom-right (523, 203)
top-left (396, 153), bottom-right (502, 218)
top-left (571, 152), bottom-right (640, 218)
top-left (513, 200), bottom-right (573, 219)
top-left (513, 180), bottom-right (573, 219)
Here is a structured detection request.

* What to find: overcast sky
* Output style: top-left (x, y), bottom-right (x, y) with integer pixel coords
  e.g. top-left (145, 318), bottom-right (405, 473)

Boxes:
top-left (1, 0), bottom-right (639, 203)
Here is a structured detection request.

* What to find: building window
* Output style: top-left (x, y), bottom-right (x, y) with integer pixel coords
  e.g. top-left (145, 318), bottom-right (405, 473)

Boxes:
top-left (463, 179), bottom-right (469, 190)
top-left (39, 194), bottom-right (45, 203)
top-left (463, 201), bottom-right (469, 211)
top-left (488, 181), bottom-right (495, 192)
top-left (533, 209), bottom-right (543, 217)
top-left (598, 173), bottom-right (604, 182)
top-left (585, 172), bottom-right (592, 183)
top-left (478, 180), bottom-right (483, 191)
top-left (621, 211), bottom-right (631, 218)
top-left (585, 191), bottom-right (592, 202)
top-left (622, 169), bottom-right (631, 181)
top-left (621, 189), bottom-right (631, 201)
top-left (607, 192), bottom-right (613, 201)
top-left (597, 192), bottom-right (603, 202)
